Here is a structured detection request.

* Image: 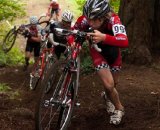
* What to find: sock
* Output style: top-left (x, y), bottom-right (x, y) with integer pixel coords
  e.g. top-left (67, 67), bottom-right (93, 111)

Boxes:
top-left (25, 57), bottom-right (29, 66)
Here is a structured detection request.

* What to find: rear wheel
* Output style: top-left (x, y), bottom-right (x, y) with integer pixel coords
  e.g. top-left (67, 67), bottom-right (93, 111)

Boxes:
top-left (2, 27), bottom-right (17, 53)
top-left (35, 61), bottom-right (77, 130)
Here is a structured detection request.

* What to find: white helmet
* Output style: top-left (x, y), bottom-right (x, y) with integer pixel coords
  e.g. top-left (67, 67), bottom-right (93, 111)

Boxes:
top-left (52, 0), bottom-right (57, 2)
top-left (62, 10), bottom-right (74, 23)
top-left (30, 16), bottom-right (38, 24)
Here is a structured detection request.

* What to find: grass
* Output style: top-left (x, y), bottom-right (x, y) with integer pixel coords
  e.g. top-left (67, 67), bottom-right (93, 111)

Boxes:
top-left (0, 47), bottom-right (25, 66)
top-left (0, 83), bottom-right (11, 92)
top-left (0, 83), bottom-right (21, 100)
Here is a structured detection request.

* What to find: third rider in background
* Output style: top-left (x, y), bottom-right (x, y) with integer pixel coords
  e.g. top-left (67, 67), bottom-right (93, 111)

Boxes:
top-left (47, 0), bottom-right (60, 21)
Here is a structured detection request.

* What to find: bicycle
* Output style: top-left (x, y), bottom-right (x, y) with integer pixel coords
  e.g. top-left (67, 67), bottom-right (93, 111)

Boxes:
top-left (29, 34), bottom-right (56, 91)
top-left (29, 15), bottom-right (67, 91)
top-left (29, 33), bottom-right (66, 91)
top-left (35, 28), bottom-right (100, 130)
top-left (1, 14), bottom-right (49, 53)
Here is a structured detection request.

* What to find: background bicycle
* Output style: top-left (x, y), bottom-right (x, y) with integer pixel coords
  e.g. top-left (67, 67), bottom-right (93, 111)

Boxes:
top-left (1, 14), bottom-right (49, 53)
top-left (35, 28), bottom-right (100, 130)
top-left (29, 15), bottom-right (55, 90)
top-left (29, 29), bottom-right (67, 91)
top-left (29, 32), bottom-right (57, 90)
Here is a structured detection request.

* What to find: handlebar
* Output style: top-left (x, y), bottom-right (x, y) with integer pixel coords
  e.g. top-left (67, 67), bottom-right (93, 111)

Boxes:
top-left (54, 28), bottom-right (102, 52)
top-left (48, 33), bottom-right (67, 48)
top-left (54, 28), bottom-right (86, 37)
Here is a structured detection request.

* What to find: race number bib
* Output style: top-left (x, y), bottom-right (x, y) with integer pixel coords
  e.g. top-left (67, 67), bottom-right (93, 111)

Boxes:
top-left (112, 24), bottom-right (126, 35)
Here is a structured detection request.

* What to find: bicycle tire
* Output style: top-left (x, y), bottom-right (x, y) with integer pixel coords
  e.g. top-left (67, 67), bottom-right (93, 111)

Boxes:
top-left (2, 28), bottom-right (17, 53)
top-left (30, 49), bottom-right (57, 91)
top-left (29, 58), bottom-right (41, 90)
top-left (35, 61), bottom-right (65, 130)
top-left (41, 53), bottom-right (58, 93)
top-left (35, 59), bottom-right (78, 130)
top-left (57, 57), bottom-right (81, 130)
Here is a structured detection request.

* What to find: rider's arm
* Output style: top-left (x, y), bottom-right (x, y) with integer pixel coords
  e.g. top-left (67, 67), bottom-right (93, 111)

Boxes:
top-left (47, 3), bottom-right (52, 14)
top-left (28, 25), bottom-right (42, 42)
top-left (103, 15), bottom-right (128, 48)
top-left (104, 33), bottom-right (128, 48)
top-left (73, 16), bottom-right (89, 31)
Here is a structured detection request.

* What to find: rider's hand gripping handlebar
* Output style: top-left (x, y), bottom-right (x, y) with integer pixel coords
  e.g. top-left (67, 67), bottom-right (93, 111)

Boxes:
top-left (48, 33), bottom-right (60, 46)
top-left (54, 28), bottom-right (102, 52)
top-left (88, 27), bottom-right (102, 52)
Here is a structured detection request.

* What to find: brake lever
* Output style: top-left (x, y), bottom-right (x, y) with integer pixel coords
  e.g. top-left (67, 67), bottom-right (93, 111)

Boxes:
top-left (88, 27), bottom-right (102, 52)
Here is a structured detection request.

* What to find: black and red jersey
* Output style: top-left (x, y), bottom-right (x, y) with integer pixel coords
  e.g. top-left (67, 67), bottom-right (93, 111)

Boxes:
top-left (74, 14), bottom-right (128, 48)
top-left (74, 13), bottom-right (128, 66)
top-left (49, 2), bottom-right (59, 10)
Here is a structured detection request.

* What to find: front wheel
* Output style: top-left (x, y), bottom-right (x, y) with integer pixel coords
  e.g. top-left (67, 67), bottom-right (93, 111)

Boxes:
top-left (2, 27), bottom-right (17, 53)
top-left (35, 61), bottom-right (77, 130)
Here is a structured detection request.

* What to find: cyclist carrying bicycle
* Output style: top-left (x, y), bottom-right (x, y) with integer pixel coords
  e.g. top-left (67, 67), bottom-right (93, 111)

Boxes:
top-left (47, 0), bottom-right (60, 21)
top-left (23, 16), bottom-right (42, 71)
top-left (73, 0), bottom-right (128, 125)
top-left (48, 10), bottom-right (74, 59)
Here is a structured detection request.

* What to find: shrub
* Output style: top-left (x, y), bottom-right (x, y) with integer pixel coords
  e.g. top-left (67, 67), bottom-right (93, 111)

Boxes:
top-left (0, 0), bottom-right (26, 21)
top-left (0, 47), bottom-right (24, 66)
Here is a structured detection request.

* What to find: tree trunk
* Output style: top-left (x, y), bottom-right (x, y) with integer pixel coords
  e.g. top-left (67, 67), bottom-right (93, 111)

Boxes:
top-left (119, 0), bottom-right (160, 65)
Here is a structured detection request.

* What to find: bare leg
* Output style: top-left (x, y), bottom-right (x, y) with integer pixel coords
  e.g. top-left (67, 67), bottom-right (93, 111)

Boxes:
top-left (112, 71), bottom-right (119, 87)
top-left (97, 68), bottom-right (123, 110)
top-left (55, 13), bottom-right (59, 21)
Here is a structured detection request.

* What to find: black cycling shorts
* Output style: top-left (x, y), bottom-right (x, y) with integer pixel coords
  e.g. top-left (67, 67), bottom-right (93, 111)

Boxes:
top-left (25, 41), bottom-right (40, 57)
top-left (55, 45), bottom-right (66, 59)
top-left (51, 9), bottom-right (59, 15)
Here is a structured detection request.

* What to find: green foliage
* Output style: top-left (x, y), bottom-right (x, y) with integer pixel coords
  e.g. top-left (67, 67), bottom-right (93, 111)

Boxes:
top-left (75, 0), bottom-right (86, 15)
top-left (80, 43), bottom-right (94, 74)
top-left (81, 56), bottom-right (94, 74)
top-left (64, 0), bottom-right (82, 19)
top-left (0, 47), bottom-right (24, 66)
top-left (0, 83), bottom-right (20, 100)
top-left (0, 0), bottom-right (26, 21)
top-left (0, 20), bottom-right (11, 41)
top-left (110, 0), bottom-right (120, 13)
top-left (75, 0), bottom-right (120, 15)
top-left (9, 90), bottom-right (20, 100)
top-left (0, 83), bottom-right (11, 92)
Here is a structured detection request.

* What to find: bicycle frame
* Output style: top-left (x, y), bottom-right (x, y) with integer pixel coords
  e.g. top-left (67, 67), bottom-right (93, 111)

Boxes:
top-left (29, 36), bottom-right (56, 90)
top-left (31, 46), bottom-right (55, 77)
top-left (35, 28), bottom-right (100, 130)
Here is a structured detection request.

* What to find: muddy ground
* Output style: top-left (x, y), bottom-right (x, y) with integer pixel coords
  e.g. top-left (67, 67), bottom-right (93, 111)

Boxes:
top-left (0, 63), bottom-right (160, 130)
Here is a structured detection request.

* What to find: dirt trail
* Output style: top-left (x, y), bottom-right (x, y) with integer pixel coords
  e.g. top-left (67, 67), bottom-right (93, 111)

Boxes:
top-left (1, 64), bottom-right (160, 130)
top-left (0, 0), bottom-right (160, 130)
